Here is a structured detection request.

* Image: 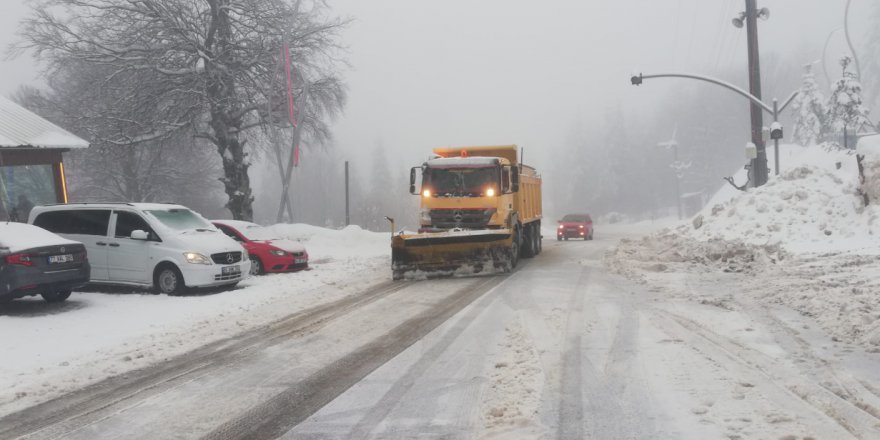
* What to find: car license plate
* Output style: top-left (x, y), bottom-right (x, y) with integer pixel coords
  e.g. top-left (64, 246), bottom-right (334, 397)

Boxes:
top-left (295, 258), bottom-right (306, 264)
top-left (48, 254), bottom-right (74, 264)
top-left (222, 265), bottom-right (240, 275)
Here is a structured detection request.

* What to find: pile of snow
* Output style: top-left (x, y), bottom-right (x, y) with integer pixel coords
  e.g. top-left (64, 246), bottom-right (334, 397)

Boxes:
top-left (264, 224), bottom-right (389, 260)
top-left (606, 143), bottom-right (880, 350)
top-left (682, 144), bottom-right (874, 254)
top-left (856, 133), bottom-right (880, 203)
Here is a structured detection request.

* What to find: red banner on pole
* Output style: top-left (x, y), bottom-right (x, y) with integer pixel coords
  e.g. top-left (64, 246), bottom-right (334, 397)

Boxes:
top-left (283, 45), bottom-right (300, 166)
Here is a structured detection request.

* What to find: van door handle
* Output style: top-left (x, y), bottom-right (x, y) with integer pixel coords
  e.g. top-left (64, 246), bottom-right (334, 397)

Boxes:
top-left (109, 243), bottom-right (120, 247)
top-left (96, 242), bottom-right (107, 246)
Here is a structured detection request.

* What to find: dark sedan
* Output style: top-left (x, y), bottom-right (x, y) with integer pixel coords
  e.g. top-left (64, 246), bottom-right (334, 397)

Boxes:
top-left (0, 222), bottom-right (90, 303)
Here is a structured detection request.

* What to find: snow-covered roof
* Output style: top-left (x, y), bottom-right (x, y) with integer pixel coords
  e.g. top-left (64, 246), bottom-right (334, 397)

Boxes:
top-left (425, 157), bottom-right (500, 168)
top-left (0, 96), bottom-right (89, 149)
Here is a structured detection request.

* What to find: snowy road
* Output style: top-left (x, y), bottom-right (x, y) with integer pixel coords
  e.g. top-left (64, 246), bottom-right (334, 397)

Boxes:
top-left (3, 229), bottom-right (880, 439)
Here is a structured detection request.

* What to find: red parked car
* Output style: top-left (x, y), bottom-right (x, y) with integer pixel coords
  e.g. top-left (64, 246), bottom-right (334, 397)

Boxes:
top-left (212, 220), bottom-right (308, 275)
top-left (557, 213), bottom-right (594, 241)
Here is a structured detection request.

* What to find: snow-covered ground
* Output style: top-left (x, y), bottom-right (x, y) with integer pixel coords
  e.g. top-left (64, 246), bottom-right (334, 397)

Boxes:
top-left (0, 224), bottom-right (389, 417)
top-left (608, 143), bottom-right (880, 350)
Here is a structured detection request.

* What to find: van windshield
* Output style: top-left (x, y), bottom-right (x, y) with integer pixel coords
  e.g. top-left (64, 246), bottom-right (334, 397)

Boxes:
top-left (146, 209), bottom-right (212, 231)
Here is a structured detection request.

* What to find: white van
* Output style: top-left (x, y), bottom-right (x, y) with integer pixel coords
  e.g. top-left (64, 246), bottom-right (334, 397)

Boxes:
top-left (28, 203), bottom-right (250, 294)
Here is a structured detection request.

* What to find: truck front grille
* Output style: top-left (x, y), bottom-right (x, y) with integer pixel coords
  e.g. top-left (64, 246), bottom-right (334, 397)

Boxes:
top-left (429, 208), bottom-right (496, 229)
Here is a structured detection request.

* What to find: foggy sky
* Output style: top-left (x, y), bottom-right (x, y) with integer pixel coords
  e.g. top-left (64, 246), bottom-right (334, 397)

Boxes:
top-left (1, 0), bottom-right (868, 187)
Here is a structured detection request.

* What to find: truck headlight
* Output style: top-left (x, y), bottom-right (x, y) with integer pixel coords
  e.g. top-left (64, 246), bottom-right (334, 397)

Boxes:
top-left (183, 252), bottom-right (212, 265)
top-left (486, 188), bottom-right (495, 197)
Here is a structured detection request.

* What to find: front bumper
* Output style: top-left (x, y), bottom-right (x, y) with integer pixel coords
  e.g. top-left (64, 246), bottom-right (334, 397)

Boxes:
top-left (0, 262), bottom-right (91, 300)
top-left (557, 229), bottom-right (587, 238)
top-left (262, 254), bottom-right (309, 273)
top-left (180, 260), bottom-right (251, 288)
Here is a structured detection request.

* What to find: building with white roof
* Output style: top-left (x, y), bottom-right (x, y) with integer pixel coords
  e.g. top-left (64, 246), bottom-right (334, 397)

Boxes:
top-left (0, 96), bottom-right (89, 221)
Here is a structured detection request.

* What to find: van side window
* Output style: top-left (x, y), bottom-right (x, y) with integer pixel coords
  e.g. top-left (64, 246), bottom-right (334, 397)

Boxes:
top-left (33, 210), bottom-right (111, 236)
top-left (115, 211), bottom-right (159, 241)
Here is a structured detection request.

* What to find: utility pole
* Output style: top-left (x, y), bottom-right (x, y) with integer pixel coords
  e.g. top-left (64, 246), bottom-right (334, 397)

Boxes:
top-left (344, 161), bottom-right (350, 226)
top-left (745, 0), bottom-right (768, 186)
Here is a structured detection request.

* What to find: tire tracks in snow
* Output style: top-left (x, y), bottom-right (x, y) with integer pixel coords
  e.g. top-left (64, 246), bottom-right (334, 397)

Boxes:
top-left (202, 274), bottom-right (509, 440)
top-left (651, 307), bottom-right (880, 439)
top-left (0, 279), bottom-right (412, 440)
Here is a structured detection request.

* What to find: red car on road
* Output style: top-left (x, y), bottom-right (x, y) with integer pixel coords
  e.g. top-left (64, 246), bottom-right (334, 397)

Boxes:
top-left (557, 213), bottom-right (594, 241)
top-left (212, 220), bottom-right (308, 275)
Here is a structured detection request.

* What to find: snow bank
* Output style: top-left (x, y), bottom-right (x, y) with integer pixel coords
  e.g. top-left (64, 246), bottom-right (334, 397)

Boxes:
top-left (264, 223), bottom-right (389, 260)
top-left (607, 144), bottom-right (880, 350)
top-left (683, 144), bottom-right (873, 254)
top-left (856, 134), bottom-right (880, 204)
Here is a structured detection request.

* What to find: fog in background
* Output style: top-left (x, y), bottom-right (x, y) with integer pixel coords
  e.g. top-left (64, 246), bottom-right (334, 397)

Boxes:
top-left (1, 0), bottom-right (872, 229)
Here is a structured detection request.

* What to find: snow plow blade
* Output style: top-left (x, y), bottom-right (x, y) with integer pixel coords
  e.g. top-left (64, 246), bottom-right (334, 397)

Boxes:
top-left (391, 230), bottom-right (513, 280)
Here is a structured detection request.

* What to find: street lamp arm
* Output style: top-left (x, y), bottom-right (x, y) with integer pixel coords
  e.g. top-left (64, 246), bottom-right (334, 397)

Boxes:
top-left (633, 72), bottom-right (774, 115)
top-left (779, 90), bottom-right (799, 114)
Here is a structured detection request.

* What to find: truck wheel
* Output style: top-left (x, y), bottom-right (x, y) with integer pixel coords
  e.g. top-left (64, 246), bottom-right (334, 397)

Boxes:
top-left (511, 229), bottom-right (520, 268)
top-left (535, 225), bottom-right (542, 254)
top-left (521, 224), bottom-right (536, 258)
top-left (42, 290), bottom-right (71, 303)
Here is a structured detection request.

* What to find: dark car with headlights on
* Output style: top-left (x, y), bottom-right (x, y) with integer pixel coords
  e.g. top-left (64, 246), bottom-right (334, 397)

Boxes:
top-left (0, 222), bottom-right (90, 303)
top-left (557, 213), bottom-right (594, 241)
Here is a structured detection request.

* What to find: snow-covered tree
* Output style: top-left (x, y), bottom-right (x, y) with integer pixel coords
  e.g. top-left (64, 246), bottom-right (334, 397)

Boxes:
top-left (17, 0), bottom-right (347, 220)
top-left (827, 56), bottom-right (872, 140)
top-left (790, 63), bottom-right (829, 146)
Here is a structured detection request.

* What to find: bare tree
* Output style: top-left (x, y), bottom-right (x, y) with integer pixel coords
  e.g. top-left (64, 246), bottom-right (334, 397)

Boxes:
top-left (16, 0), bottom-right (347, 220)
top-left (14, 71), bottom-right (227, 216)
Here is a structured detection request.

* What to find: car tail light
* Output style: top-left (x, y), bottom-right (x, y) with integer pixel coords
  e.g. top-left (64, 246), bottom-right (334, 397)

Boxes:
top-left (5, 254), bottom-right (34, 267)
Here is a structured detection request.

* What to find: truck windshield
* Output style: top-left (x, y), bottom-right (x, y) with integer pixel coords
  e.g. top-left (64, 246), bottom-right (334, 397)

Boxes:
top-left (425, 166), bottom-right (499, 197)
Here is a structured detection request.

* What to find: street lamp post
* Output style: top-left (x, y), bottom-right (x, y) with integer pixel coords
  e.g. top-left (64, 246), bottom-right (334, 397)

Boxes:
top-left (631, 72), bottom-right (797, 180)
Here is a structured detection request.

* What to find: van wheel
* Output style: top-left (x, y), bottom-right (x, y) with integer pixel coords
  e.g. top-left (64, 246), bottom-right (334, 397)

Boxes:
top-left (42, 290), bottom-right (71, 303)
top-left (249, 256), bottom-right (264, 276)
top-left (154, 264), bottom-right (185, 295)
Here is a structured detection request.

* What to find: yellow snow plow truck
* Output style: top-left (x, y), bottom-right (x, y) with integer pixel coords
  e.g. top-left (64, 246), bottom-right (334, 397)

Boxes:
top-left (391, 145), bottom-right (542, 280)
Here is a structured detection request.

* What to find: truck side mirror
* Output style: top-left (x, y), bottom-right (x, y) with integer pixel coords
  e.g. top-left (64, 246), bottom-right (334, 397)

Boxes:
top-left (511, 166), bottom-right (520, 192)
top-left (409, 167), bottom-right (418, 195)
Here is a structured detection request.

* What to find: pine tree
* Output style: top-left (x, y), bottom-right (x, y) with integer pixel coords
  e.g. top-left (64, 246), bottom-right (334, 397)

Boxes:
top-left (790, 63), bottom-right (828, 146)
top-left (827, 56), bottom-right (872, 143)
